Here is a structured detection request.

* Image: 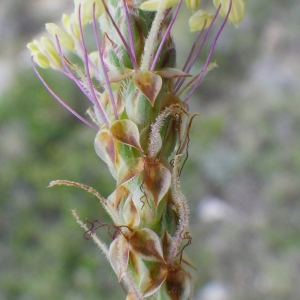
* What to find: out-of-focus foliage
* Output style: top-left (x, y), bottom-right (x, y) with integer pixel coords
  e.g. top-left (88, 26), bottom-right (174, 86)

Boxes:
top-left (1, 0), bottom-right (300, 299)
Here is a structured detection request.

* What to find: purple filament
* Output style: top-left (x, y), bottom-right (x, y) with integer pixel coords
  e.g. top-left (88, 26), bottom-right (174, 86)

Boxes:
top-left (92, 3), bottom-right (119, 121)
top-left (122, 0), bottom-right (138, 72)
top-left (101, 0), bottom-right (138, 72)
top-left (150, 0), bottom-right (183, 72)
top-left (32, 57), bottom-right (99, 130)
top-left (78, 4), bottom-right (110, 127)
top-left (184, 0), bottom-right (232, 103)
top-left (173, 22), bottom-right (206, 93)
top-left (174, 6), bottom-right (221, 95)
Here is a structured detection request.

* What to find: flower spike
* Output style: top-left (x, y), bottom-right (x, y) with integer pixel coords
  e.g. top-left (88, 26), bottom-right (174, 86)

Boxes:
top-left (28, 0), bottom-right (246, 298)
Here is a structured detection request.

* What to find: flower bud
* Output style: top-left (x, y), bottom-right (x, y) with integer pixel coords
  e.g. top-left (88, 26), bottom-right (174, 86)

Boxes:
top-left (189, 10), bottom-right (214, 31)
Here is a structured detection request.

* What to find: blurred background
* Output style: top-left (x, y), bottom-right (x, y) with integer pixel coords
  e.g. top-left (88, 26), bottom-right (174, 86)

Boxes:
top-left (1, 0), bottom-right (300, 299)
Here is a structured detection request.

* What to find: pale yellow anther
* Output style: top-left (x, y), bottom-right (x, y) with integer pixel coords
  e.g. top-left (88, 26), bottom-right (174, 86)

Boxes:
top-left (41, 37), bottom-right (62, 68)
top-left (62, 13), bottom-right (81, 40)
top-left (27, 42), bottom-right (39, 54)
top-left (213, 0), bottom-right (246, 27)
top-left (186, 0), bottom-right (202, 11)
top-left (33, 52), bottom-right (50, 69)
top-left (139, 0), bottom-right (179, 11)
top-left (189, 10), bottom-right (214, 31)
top-left (29, 38), bottom-right (60, 69)
top-left (74, 0), bottom-right (105, 26)
top-left (45, 23), bottom-right (75, 51)
top-left (32, 39), bottom-right (43, 50)
top-left (88, 51), bottom-right (100, 77)
top-left (62, 13), bottom-right (71, 32)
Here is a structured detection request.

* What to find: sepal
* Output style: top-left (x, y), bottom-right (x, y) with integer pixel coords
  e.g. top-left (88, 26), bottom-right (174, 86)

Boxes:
top-left (94, 129), bottom-right (117, 178)
top-left (139, 263), bottom-right (168, 297)
top-left (117, 157), bottom-right (145, 186)
top-left (129, 228), bottom-right (165, 262)
top-left (142, 161), bottom-right (171, 207)
top-left (110, 119), bottom-right (144, 152)
top-left (132, 71), bottom-right (162, 107)
top-left (109, 234), bottom-right (130, 281)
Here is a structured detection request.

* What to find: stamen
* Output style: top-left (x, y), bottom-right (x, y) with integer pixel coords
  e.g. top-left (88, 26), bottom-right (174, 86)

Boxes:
top-left (92, 3), bottom-right (119, 121)
top-left (78, 4), bottom-right (110, 127)
top-left (101, 0), bottom-right (137, 71)
top-left (122, 0), bottom-right (138, 72)
top-left (55, 35), bottom-right (94, 99)
top-left (174, 7), bottom-right (220, 95)
top-left (32, 57), bottom-right (99, 130)
top-left (150, 0), bottom-right (184, 72)
top-left (173, 21), bottom-right (206, 92)
top-left (184, 1), bottom-right (232, 103)
top-left (182, 23), bottom-right (206, 73)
